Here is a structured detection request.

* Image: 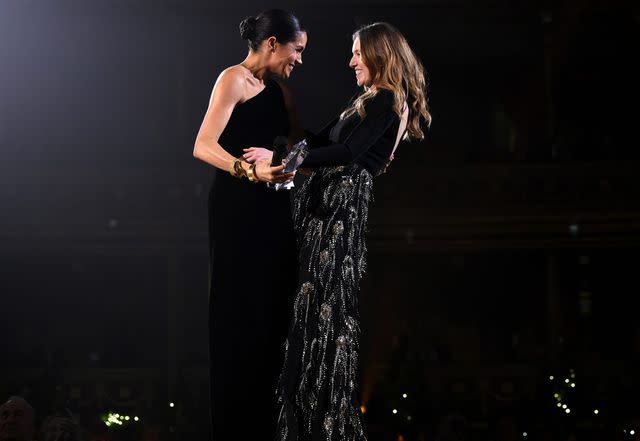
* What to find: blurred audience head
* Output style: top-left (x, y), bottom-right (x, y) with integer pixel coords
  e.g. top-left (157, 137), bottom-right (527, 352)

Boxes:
top-left (40, 408), bottom-right (81, 441)
top-left (0, 396), bottom-right (35, 441)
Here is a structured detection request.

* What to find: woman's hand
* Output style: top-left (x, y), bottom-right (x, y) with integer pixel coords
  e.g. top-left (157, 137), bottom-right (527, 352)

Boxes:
top-left (380, 153), bottom-right (395, 174)
top-left (243, 147), bottom-right (273, 164)
top-left (254, 160), bottom-right (295, 184)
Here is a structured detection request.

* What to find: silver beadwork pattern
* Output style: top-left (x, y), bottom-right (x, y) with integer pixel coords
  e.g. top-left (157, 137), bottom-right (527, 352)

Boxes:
top-left (276, 164), bottom-right (372, 441)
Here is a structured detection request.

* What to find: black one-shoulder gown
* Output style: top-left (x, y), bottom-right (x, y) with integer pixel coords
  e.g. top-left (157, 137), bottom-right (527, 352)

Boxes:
top-left (276, 89), bottom-right (401, 441)
top-left (208, 79), bottom-right (297, 439)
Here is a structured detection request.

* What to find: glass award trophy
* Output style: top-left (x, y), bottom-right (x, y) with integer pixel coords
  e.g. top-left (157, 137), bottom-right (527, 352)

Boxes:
top-left (283, 139), bottom-right (309, 173)
top-left (271, 138), bottom-right (309, 191)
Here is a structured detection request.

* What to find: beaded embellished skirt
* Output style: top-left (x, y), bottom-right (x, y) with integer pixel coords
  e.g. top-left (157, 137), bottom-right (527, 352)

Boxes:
top-left (276, 164), bottom-right (372, 441)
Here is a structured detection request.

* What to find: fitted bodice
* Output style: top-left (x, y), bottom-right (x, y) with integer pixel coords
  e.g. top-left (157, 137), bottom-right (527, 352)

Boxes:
top-left (218, 79), bottom-right (289, 157)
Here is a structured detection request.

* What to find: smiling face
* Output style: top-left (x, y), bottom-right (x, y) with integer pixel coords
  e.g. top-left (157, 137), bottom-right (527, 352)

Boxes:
top-left (271, 31), bottom-right (307, 78)
top-left (349, 37), bottom-right (371, 87)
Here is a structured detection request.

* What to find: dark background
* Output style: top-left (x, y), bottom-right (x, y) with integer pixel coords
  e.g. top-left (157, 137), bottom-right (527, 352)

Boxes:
top-left (1, 0), bottom-right (640, 440)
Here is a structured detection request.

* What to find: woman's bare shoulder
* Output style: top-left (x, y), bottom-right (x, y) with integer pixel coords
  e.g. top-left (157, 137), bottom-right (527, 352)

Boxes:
top-left (210, 66), bottom-right (250, 103)
top-left (216, 65), bottom-right (249, 86)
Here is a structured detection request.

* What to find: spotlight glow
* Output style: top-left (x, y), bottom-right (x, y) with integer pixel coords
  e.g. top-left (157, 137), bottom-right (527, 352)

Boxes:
top-left (102, 412), bottom-right (130, 428)
top-left (402, 393), bottom-right (407, 399)
top-left (565, 408), bottom-right (571, 414)
top-left (392, 409), bottom-right (398, 414)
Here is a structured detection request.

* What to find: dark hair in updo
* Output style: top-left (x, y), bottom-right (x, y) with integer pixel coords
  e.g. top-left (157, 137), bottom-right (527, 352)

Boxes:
top-left (239, 9), bottom-right (304, 51)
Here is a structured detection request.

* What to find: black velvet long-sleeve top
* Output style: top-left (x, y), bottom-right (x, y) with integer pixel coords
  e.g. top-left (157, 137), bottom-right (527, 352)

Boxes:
top-left (301, 89), bottom-right (400, 176)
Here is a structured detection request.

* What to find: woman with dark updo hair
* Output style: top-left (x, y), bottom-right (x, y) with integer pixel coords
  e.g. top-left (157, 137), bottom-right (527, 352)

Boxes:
top-left (192, 9), bottom-right (307, 439)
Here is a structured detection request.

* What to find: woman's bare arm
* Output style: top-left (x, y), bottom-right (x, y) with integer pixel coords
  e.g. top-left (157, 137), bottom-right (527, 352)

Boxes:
top-left (193, 68), bottom-right (245, 170)
top-left (193, 68), bottom-right (293, 183)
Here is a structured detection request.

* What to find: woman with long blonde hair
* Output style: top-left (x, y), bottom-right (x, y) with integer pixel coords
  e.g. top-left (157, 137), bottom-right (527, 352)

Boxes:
top-left (273, 22), bottom-right (431, 441)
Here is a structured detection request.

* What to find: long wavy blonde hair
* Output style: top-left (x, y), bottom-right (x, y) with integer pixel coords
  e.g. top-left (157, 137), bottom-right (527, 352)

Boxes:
top-left (341, 22), bottom-right (431, 141)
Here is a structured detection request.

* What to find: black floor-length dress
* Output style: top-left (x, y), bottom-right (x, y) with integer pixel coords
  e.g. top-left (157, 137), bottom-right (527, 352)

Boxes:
top-left (276, 89), bottom-right (402, 441)
top-left (208, 78), bottom-right (297, 439)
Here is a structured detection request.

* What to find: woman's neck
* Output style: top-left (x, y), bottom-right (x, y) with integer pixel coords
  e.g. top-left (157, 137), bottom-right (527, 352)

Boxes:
top-left (241, 52), bottom-right (271, 81)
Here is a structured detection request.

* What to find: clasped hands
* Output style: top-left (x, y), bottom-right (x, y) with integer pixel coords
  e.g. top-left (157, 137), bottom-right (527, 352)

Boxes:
top-left (242, 147), bottom-right (295, 184)
top-left (243, 147), bottom-right (396, 178)
top-left (244, 147), bottom-right (315, 178)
